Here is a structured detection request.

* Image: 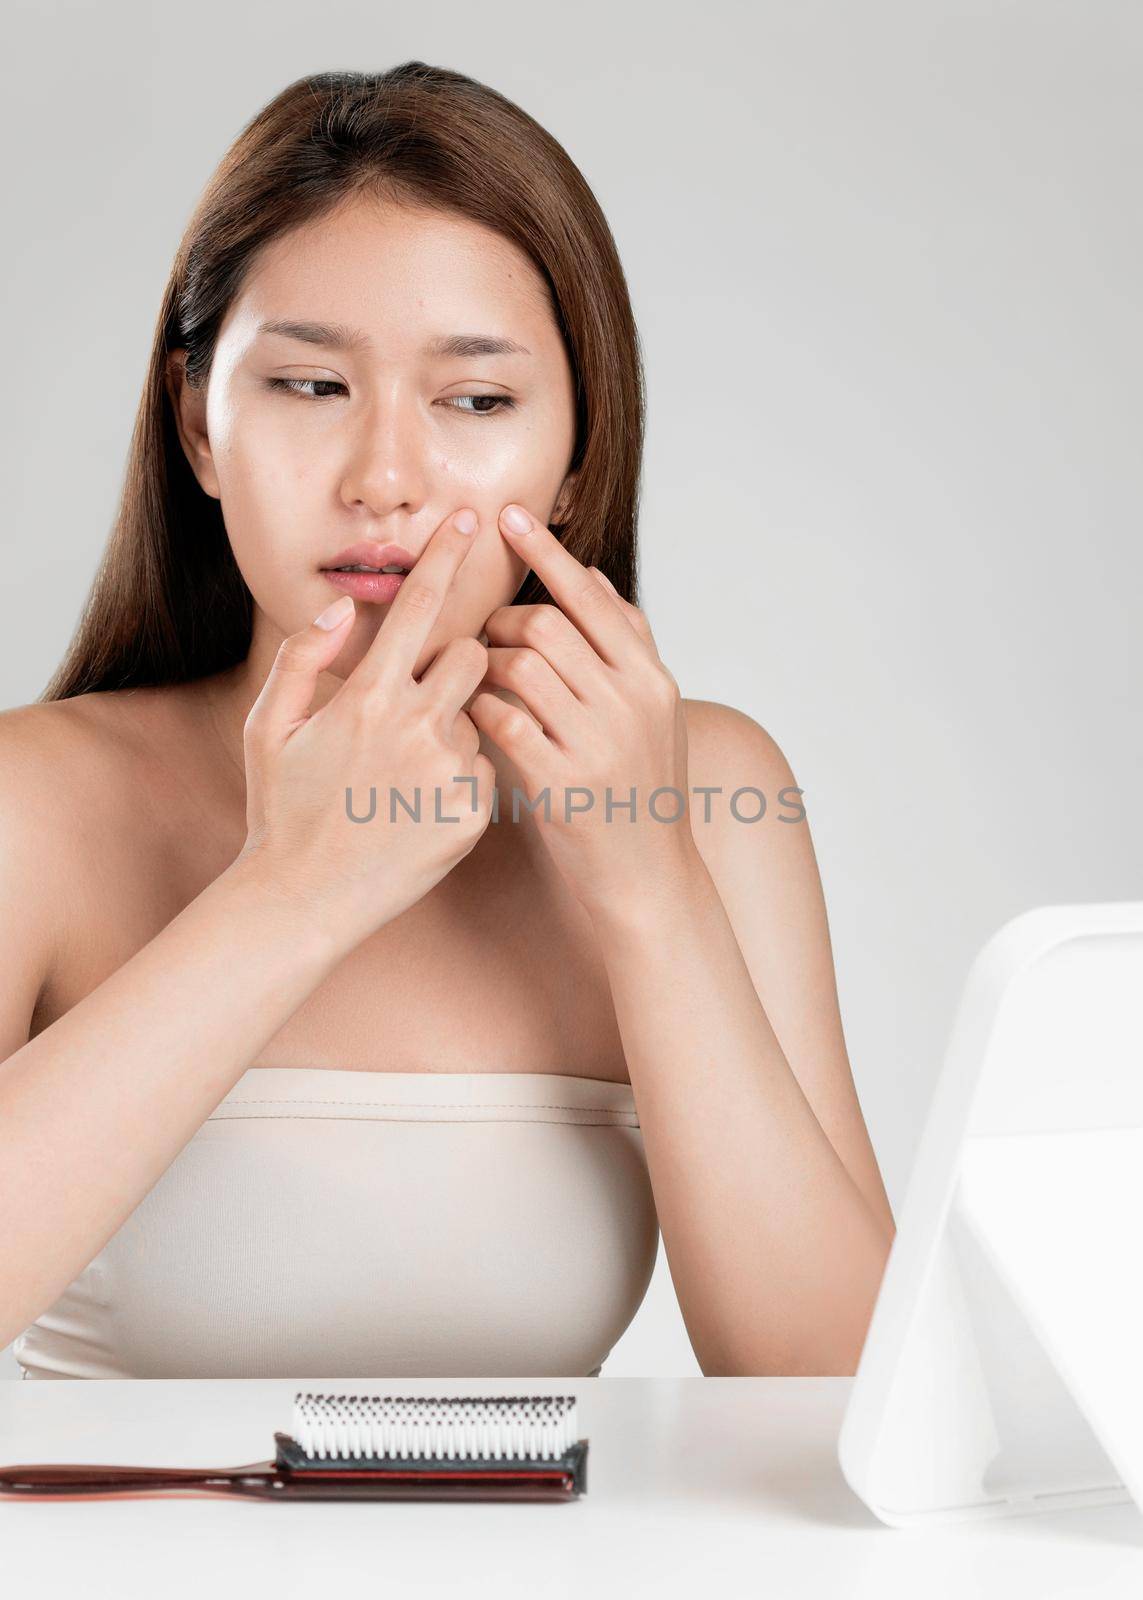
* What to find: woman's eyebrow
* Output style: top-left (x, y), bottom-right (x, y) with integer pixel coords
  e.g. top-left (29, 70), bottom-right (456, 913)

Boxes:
top-left (427, 332), bottom-right (531, 358)
top-left (256, 319), bottom-right (530, 358)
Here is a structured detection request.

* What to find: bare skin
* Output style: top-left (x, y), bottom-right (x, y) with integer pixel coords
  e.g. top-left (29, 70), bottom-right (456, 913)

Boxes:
top-left (0, 193), bottom-right (895, 1370)
top-left (26, 675), bottom-right (631, 1082)
top-left (32, 192), bottom-right (626, 1078)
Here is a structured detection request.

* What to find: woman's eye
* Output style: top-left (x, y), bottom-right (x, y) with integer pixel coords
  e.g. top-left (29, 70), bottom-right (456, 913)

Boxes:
top-left (265, 379), bottom-right (516, 416)
top-left (266, 377), bottom-right (347, 400)
top-left (440, 393), bottom-right (517, 417)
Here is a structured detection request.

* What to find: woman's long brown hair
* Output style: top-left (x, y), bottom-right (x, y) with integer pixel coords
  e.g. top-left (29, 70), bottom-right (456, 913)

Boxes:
top-left (40, 62), bottom-right (645, 702)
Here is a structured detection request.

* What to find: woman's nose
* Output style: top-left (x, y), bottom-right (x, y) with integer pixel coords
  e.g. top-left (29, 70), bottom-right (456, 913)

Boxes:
top-left (338, 399), bottom-right (430, 516)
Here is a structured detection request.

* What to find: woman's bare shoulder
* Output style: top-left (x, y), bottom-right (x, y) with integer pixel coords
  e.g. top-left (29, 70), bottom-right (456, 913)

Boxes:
top-left (0, 686), bottom-right (199, 840)
top-left (0, 687), bottom-right (220, 1038)
top-left (681, 697), bottom-right (793, 784)
top-left (0, 689), bottom-right (162, 785)
top-left (0, 695), bottom-right (160, 1036)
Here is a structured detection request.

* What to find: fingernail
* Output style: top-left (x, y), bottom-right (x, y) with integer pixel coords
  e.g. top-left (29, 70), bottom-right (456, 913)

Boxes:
top-left (455, 508), bottom-right (477, 535)
top-left (591, 567), bottom-right (617, 592)
top-left (501, 504), bottom-right (532, 535)
top-left (314, 594), bottom-right (355, 629)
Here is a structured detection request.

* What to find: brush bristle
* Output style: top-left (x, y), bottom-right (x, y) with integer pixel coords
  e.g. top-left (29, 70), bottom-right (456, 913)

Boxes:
top-left (290, 1392), bottom-right (579, 1463)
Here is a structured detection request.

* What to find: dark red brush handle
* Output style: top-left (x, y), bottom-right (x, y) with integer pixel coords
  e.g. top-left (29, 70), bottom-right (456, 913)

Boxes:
top-left (0, 1459), bottom-right (578, 1501)
top-left (0, 1459), bottom-right (279, 1498)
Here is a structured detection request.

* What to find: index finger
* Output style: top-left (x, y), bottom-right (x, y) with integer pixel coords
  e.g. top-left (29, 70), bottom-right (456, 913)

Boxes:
top-left (353, 508), bottom-right (479, 688)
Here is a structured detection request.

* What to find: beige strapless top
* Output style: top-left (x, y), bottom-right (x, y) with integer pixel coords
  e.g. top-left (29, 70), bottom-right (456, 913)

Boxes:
top-left (13, 1068), bottom-right (659, 1381)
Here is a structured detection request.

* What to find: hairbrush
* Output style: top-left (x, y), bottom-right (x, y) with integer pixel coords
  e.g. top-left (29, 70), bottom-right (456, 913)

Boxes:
top-left (0, 1392), bottom-right (588, 1502)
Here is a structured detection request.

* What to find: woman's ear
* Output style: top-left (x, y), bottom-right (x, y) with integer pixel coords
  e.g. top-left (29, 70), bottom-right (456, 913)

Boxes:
top-left (550, 468), bottom-right (578, 526)
top-left (165, 350), bottom-right (221, 499)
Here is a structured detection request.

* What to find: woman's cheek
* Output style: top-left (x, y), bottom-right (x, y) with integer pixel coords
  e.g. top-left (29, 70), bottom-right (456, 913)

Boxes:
top-left (220, 421), bottom-right (319, 561)
top-left (235, 407), bottom-right (316, 492)
top-left (211, 434), bottom-right (315, 616)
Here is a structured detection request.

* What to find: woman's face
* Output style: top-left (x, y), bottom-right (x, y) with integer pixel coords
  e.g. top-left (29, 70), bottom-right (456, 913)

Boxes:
top-left (169, 192), bottom-right (578, 681)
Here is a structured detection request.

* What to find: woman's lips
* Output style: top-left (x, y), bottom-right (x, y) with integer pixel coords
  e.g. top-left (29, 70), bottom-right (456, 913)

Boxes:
top-left (320, 569), bottom-right (406, 603)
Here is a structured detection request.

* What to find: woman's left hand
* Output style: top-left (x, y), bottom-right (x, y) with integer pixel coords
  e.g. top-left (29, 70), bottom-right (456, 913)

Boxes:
top-left (466, 502), bottom-right (702, 921)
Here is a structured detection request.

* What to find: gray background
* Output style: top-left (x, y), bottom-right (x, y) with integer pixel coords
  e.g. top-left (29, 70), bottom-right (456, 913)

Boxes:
top-left (2, 0), bottom-right (1140, 1379)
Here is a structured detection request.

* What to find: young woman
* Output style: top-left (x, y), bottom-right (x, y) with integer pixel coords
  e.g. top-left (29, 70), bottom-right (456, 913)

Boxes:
top-left (0, 63), bottom-right (894, 1380)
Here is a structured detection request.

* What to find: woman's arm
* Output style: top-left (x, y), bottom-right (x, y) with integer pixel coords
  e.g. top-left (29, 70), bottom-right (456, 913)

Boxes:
top-left (0, 761), bottom-right (348, 1352)
top-left (586, 700), bottom-right (895, 1378)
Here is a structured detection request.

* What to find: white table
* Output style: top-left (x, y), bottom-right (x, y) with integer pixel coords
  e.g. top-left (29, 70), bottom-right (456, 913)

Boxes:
top-left (2, 1376), bottom-right (1141, 1597)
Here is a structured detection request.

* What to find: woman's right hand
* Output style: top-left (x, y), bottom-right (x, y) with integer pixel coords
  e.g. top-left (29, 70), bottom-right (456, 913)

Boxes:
top-left (235, 508), bottom-right (496, 949)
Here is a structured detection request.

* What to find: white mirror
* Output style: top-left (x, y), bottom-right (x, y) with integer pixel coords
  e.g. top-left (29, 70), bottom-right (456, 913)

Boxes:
top-left (839, 902), bottom-right (1143, 1525)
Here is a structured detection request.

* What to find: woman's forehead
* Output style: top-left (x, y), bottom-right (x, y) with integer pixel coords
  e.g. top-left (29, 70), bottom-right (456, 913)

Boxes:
top-left (229, 196), bottom-right (557, 352)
